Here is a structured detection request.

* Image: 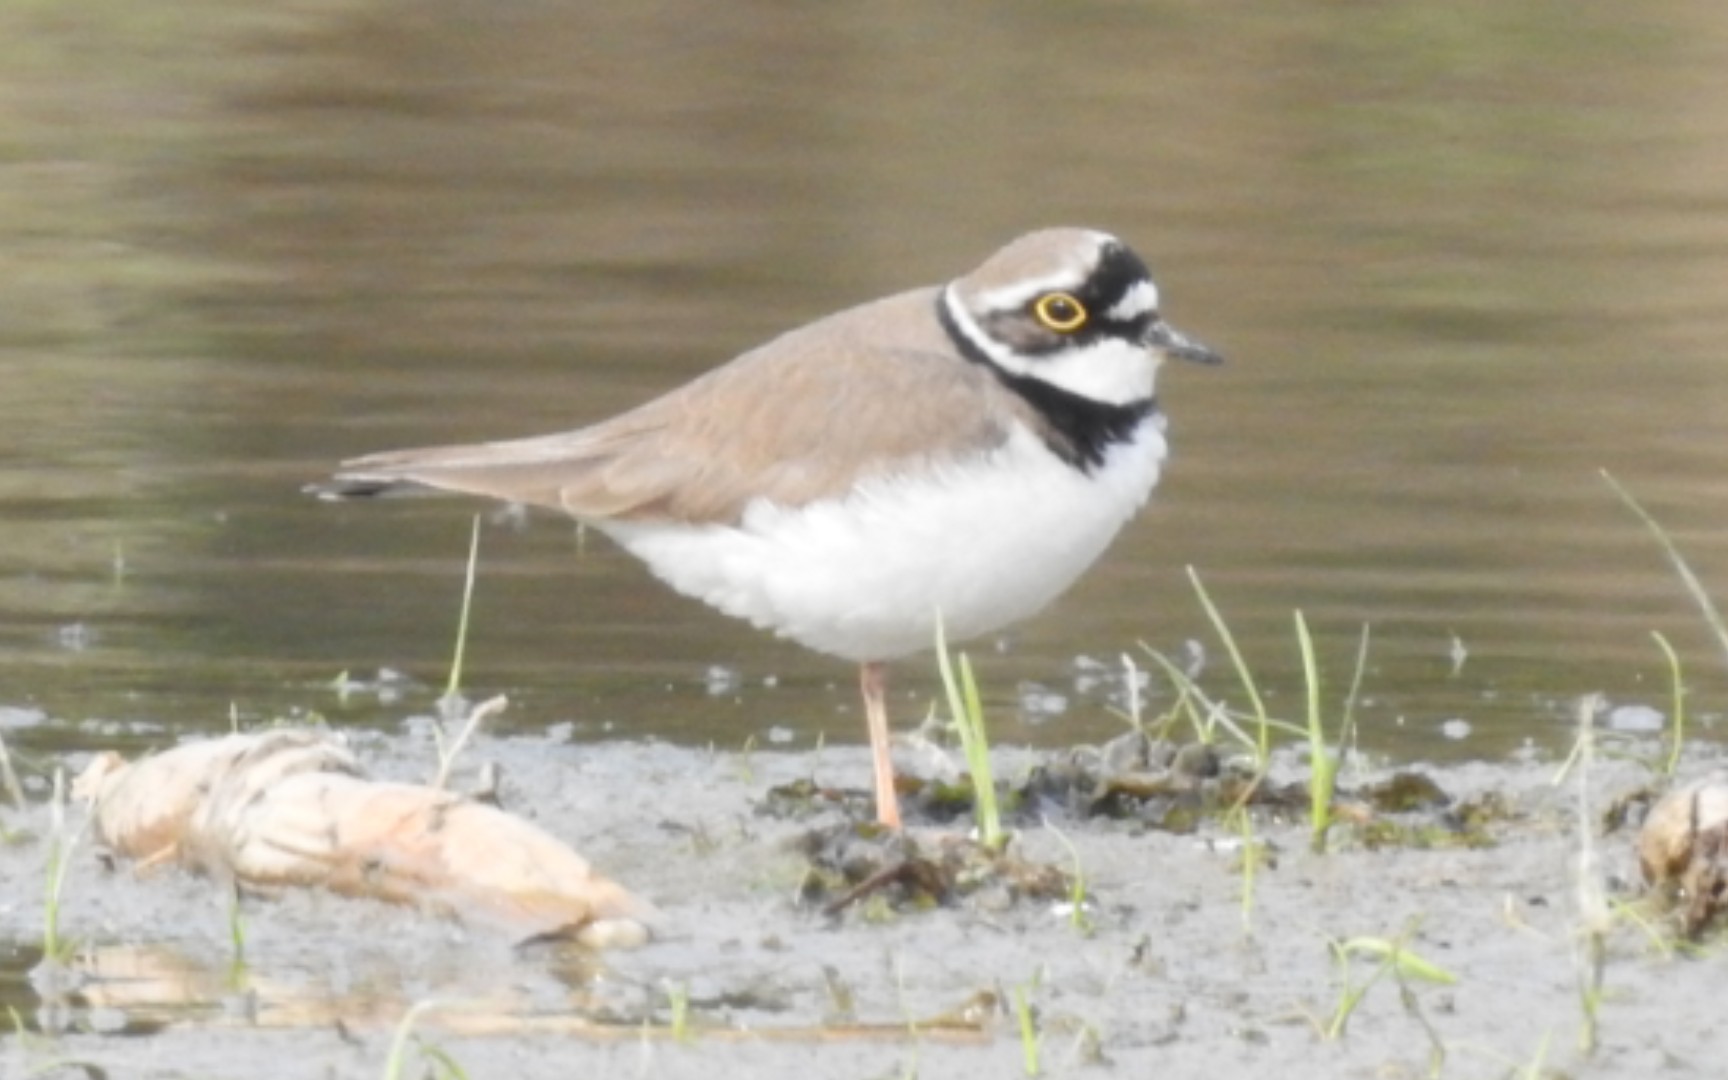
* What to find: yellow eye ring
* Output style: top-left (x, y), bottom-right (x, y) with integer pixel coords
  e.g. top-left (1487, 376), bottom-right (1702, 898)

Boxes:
top-left (1033, 292), bottom-right (1088, 332)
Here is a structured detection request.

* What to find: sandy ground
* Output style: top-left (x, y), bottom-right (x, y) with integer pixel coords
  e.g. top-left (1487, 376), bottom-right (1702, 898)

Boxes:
top-left (2, 725), bottom-right (1724, 1080)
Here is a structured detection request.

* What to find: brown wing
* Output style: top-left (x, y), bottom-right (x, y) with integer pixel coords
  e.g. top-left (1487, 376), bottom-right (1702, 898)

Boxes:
top-left (320, 288), bottom-right (1025, 525)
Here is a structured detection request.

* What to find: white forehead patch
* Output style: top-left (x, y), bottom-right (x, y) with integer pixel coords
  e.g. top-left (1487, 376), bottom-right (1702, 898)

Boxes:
top-left (1106, 279), bottom-right (1160, 322)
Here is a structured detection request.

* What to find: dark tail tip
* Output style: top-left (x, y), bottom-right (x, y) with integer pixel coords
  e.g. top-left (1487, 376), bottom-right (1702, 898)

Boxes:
top-left (304, 477), bottom-right (411, 501)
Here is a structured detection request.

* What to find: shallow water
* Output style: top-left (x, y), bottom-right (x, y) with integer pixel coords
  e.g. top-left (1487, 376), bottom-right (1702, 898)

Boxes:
top-left (3, 1), bottom-right (1728, 766)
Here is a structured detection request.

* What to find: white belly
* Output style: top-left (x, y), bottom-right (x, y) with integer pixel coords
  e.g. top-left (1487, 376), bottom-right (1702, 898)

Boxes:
top-left (602, 418), bottom-right (1168, 662)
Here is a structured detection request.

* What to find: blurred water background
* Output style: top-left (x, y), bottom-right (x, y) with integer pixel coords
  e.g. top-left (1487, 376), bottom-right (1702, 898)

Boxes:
top-left (3, 0), bottom-right (1727, 764)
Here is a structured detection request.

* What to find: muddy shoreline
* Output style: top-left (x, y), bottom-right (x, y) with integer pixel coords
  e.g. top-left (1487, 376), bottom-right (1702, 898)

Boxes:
top-left (3, 726), bottom-right (1724, 1079)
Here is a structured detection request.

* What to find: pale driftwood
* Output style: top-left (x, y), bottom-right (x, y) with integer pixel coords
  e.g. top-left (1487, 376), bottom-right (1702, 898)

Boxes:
top-left (74, 730), bottom-right (356, 870)
top-left (74, 730), bottom-right (648, 948)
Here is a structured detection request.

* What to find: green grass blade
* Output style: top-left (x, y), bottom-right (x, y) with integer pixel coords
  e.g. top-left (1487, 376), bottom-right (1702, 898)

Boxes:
top-left (1295, 611), bottom-right (1333, 854)
top-left (1186, 566), bottom-right (1271, 764)
top-left (1339, 937), bottom-right (1458, 985)
top-left (1651, 629), bottom-right (1685, 777)
top-left (934, 617), bottom-right (1003, 850)
top-left (1602, 469), bottom-right (1728, 669)
top-left (1042, 818), bottom-right (1093, 935)
top-left (42, 768), bottom-right (74, 962)
top-left (382, 1000), bottom-right (442, 1080)
top-left (1340, 624), bottom-right (1371, 753)
top-left (1139, 646), bottom-right (1302, 751)
top-left (957, 654), bottom-right (1002, 850)
top-left (0, 729), bottom-right (23, 809)
top-left (934, 616), bottom-right (964, 744)
top-left (441, 515), bottom-right (483, 704)
top-left (1013, 980), bottom-right (1041, 1077)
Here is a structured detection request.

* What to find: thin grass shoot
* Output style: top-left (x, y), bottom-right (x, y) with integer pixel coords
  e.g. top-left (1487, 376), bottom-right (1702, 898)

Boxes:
top-left (1651, 630), bottom-right (1685, 777)
top-left (1120, 652), bottom-right (1144, 731)
top-left (1607, 896), bottom-right (1674, 961)
top-left (1339, 623), bottom-right (1372, 781)
top-left (41, 768), bottom-right (77, 965)
top-left (1322, 928), bottom-right (1455, 1041)
top-left (1012, 973), bottom-right (1042, 1077)
top-left (432, 694), bottom-right (508, 791)
top-left (1229, 806), bottom-right (1262, 935)
top-left (382, 1000), bottom-right (456, 1080)
top-left (0, 729), bottom-right (23, 809)
top-left (935, 618), bottom-right (1004, 852)
top-left (666, 979), bottom-right (694, 1044)
top-left (1138, 645), bottom-right (1291, 755)
top-left (226, 884), bottom-right (249, 990)
top-left (1186, 565), bottom-right (1273, 765)
top-left (439, 514), bottom-right (484, 710)
top-left (1602, 469), bottom-right (1728, 666)
top-left (1295, 610), bottom-right (1334, 854)
top-left (1042, 818), bottom-right (1093, 936)
top-left (1517, 1030), bottom-right (1553, 1080)
top-left (1570, 694), bottom-right (1610, 1057)
top-left (737, 733), bottom-right (758, 786)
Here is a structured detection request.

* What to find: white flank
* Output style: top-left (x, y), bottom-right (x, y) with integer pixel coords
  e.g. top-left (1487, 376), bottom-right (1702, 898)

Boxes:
top-left (602, 418), bottom-right (1169, 663)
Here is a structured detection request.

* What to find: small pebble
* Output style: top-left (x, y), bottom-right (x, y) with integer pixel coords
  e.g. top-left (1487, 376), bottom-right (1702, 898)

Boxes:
top-left (1172, 742), bottom-right (1219, 780)
top-left (56, 623), bottom-right (95, 651)
top-left (1017, 682), bottom-right (1069, 721)
top-left (1098, 730), bottom-right (1148, 774)
top-left (0, 706), bottom-right (47, 730)
top-left (1607, 703), bottom-right (1665, 733)
top-left (703, 665), bottom-right (742, 696)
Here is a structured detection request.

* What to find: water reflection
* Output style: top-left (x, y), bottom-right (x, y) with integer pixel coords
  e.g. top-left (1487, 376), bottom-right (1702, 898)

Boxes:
top-left (1, 1), bottom-right (1726, 765)
top-left (3, 938), bottom-right (627, 1037)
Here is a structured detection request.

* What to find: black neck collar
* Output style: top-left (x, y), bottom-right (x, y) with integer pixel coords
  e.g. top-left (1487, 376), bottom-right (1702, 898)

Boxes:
top-left (936, 289), bottom-right (1157, 473)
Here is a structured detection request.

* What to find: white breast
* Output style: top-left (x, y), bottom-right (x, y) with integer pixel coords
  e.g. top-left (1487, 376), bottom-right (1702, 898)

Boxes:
top-left (602, 416), bottom-right (1169, 663)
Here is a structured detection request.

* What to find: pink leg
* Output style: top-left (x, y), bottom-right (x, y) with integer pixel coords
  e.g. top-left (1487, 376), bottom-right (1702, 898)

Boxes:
top-left (859, 661), bottom-right (902, 828)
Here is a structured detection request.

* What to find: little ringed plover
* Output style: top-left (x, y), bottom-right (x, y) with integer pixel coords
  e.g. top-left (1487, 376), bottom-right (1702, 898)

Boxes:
top-left (313, 227), bottom-right (1221, 828)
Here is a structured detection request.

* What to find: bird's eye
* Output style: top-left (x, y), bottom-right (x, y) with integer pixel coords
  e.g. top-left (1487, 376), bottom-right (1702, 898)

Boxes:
top-left (1032, 292), bottom-right (1088, 333)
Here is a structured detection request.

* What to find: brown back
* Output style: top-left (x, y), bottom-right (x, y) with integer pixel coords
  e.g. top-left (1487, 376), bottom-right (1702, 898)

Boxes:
top-left (332, 287), bottom-right (1038, 525)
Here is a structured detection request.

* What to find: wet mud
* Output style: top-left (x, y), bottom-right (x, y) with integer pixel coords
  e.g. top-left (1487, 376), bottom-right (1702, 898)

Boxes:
top-left (3, 724), bottom-right (1726, 1078)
